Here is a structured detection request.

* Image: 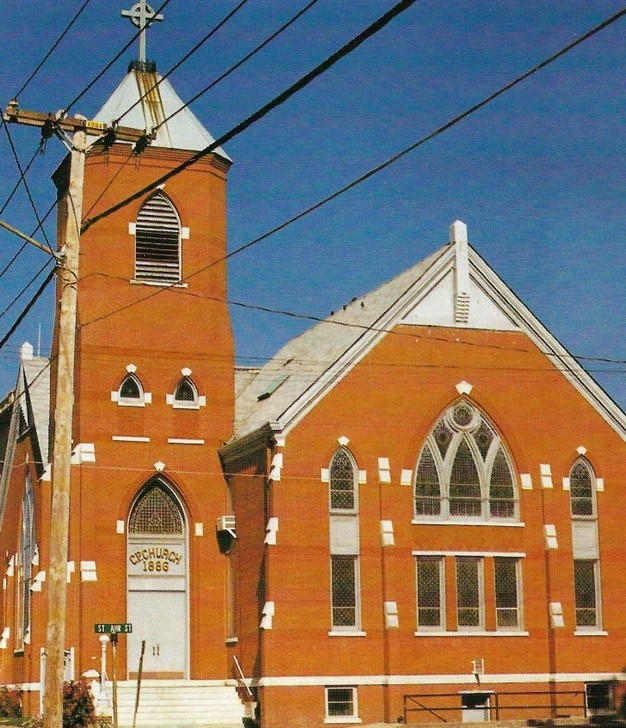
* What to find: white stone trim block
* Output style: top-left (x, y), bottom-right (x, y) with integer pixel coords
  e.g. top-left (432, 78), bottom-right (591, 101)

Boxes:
top-left (400, 469), bottom-right (412, 486)
top-left (260, 601), bottom-right (275, 630)
top-left (321, 468), bottom-right (330, 483)
top-left (455, 380), bottom-right (473, 395)
top-left (544, 524), bottom-right (558, 550)
top-left (380, 520), bottom-right (395, 547)
top-left (520, 473), bottom-right (533, 490)
top-left (378, 458), bottom-right (391, 483)
top-left (265, 517), bottom-right (279, 546)
top-left (384, 601), bottom-right (399, 629)
top-left (195, 523), bottom-right (204, 537)
top-left (80, 561), bottom-right (97, 582)
top-left (540, 464), bottom-right (553, 488)
top-left (549, 602), bottom-right (565, 628)
top-left (116, 520), bottom-right (125, 534)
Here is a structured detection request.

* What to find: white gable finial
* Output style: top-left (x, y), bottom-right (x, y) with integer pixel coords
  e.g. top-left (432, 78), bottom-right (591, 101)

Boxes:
top-left (20, 342), bottom-right (34, 361)
top-left (449, 220), bottom-right (468, 245)
top-left (450, 220), bottom-right (470, 323)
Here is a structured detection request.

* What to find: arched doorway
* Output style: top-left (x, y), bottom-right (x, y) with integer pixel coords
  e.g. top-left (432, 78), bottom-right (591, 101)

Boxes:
top-left (127, 479), bottom-right (188, 678)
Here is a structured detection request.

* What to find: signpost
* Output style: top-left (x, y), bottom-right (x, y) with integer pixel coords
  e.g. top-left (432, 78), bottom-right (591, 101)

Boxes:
top-left (95, 624), bottom-right (132, 728)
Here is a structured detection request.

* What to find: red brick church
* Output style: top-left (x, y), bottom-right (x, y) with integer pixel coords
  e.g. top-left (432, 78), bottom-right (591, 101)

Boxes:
top-left (1, 26), bottom-right (626, 728)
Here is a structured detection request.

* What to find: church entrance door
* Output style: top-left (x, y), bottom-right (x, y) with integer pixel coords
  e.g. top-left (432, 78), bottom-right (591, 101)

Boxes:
top-left (127, 480), bottom-right (188, 678)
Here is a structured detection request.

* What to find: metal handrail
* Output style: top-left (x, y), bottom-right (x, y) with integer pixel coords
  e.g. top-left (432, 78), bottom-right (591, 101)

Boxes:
top-left (233, 655), bottom-right (254, 700)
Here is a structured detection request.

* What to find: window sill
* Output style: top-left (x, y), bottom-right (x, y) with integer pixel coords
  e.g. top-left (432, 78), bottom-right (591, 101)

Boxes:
top-left (328, 631), bottom-right (366, 637)
top-left (117, 400), bottom-right (146, 408)
top-left (414, 630), bottom-right (529, 637)
top-left (130, 279), bottom-right (188, 288)
top-left (574, 630), bottom-right (607, 636)
top-left (225, 637), bottom-right (239, 645)
top-left (172, 403), bottom-right (201, 410)
top-left (412, 519), bottom-right (524, 527)
top-left (324, 718), bottom-right (361, 724)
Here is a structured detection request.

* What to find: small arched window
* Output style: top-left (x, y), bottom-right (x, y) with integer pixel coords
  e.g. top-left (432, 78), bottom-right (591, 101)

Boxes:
top-left (173, 376), bottom-right (198, 408)
top-left (135, 191), bottom-right (182, 285)
top-left (329, 449), bottom-right (357, 512)
top-left (118, 373), bottom-right (144, 405)
top-left (570, 458), bottom-right (596, 517)
top-left (414, 401), bottom-right (517, 521)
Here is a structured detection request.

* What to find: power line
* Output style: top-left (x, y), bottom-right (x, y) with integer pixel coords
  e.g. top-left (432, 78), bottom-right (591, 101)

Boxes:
top-left (114, 0), bottom-right (253, 126)
top-left (152, 0), bottom-right (322, 133)
top-left (13, 0), bottom-right (94, 99)
top-left (215, 2), bottom-right (626, 267)
top-left (0, 267), bottom-right (56, 351)
top-left (0, 201), bottom-right (56, 281)
top-left (79, 270), bottom-right (626, 369)
top-left (63, 0), bottom-right (174, 116)
top-left (81, 0), bottom-right (419, 232)
top-left (0, 122), bottom-right (42, 217)
top-left (0, 259), bottom-right (54, 321)
top-left (80, 2), bottom-right (626, 328)
top-left (2, 123), bottom-right (53, 251)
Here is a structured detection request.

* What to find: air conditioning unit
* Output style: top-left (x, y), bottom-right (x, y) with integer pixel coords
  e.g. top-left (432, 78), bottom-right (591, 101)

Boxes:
top-left (216, 515), bottom-right (237, 555)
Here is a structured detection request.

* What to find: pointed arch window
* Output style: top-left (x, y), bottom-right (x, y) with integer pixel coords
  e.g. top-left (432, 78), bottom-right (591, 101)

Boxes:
top-left (329, 448), bottom-right (357, 512)
top-left (16, 472), bottom-right (35, 649)
top-left (173, 376), bottom-right (198, 408)
top-left (134, 191), bottom-right (182, 285)
top-left (414, 401), bottom-right (518, 522)
top-left (118, 373), bottom-right (145, 406)
top-left (570, 458), bottom-right (596, 517)
top-left (129, 480), bottom-right (184, 535)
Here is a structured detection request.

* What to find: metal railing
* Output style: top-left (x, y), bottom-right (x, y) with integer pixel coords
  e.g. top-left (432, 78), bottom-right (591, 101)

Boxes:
top-left (403, 689), bottom-right (587, 723)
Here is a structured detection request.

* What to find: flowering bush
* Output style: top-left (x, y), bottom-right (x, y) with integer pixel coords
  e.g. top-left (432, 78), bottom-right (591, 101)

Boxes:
top-left (0, 685), bottom-right (22, 717)
top-left (62, 680), bottom-right (95, 728)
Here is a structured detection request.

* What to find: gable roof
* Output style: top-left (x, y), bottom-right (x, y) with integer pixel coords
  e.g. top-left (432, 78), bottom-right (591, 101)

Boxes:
top-left (93, 68), bottom-right (230, 160)
top-left (229, 221), bottom-right (626, 448)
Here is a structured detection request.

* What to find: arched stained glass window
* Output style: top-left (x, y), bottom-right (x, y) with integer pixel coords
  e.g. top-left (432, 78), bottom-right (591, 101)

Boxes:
top-left (413, 401), bottom-right (517, 521)
top-left (414, 443), bottom-right (441, 516)
top-left (129, 482), bottom-right (184, 535)
top-left (135, 191), bottom-right (182, 285)
top-left (120, 373), bottom-right (142, 400)
top-left (329, 449), bottom-right (357, 511)
top-left (570, 459), bottom-right (595, 517)
top-left (449, 440), bottom-right (481, 517)
top-left (17, 472), bottom-right (35, 647)
top-left (490, 447), bottom-right (515, 517)
top-left (173, 377), bottom-right (198, 407)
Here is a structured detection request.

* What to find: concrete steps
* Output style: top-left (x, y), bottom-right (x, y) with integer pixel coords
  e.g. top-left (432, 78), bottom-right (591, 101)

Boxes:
top-left (100, 680), bottom-right (248, 728)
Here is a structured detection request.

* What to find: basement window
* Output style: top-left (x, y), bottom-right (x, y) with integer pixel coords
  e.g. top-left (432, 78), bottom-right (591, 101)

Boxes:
top-left (325, 687), bottom-right (359, 723)
top-left (134, 191), bottom-right (182, 285)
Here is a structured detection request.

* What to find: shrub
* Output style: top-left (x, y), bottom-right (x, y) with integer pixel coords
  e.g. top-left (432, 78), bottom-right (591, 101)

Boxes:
top-left (62, 680), bottom-right (95, 728)
top-left (0, 685), bottom-right (22, 717)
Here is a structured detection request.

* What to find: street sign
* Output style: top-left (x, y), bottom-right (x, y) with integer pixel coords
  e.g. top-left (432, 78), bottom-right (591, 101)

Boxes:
top-left (94, 623), bottom-right (133, 634)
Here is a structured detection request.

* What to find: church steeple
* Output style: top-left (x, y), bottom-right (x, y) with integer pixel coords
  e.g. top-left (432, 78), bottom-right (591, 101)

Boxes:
top-left (91, 4), bottom-right (229, 157)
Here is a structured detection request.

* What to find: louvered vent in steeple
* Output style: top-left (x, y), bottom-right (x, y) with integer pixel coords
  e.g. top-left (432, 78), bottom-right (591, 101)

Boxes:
top-left (135, 191), bottom-right (181, 284)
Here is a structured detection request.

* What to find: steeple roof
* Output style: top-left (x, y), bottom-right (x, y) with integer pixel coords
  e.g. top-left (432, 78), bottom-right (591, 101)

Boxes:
top-left (93, 67), bottom-right (230, 161)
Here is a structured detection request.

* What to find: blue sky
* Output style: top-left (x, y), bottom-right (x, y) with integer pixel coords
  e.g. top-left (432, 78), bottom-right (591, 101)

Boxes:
top-left (0, 1), bottom-right (625, 408)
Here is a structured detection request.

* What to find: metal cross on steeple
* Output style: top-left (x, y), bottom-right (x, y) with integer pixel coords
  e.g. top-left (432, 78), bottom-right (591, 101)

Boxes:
top-left (121, 1), bottom-right (164, 66)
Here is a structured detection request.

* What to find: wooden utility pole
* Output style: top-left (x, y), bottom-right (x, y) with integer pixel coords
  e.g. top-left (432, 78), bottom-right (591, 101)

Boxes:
top-left (2, 105), bottom-right (145, 728)
top-left (42, 126), bottom-right (85, 728)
